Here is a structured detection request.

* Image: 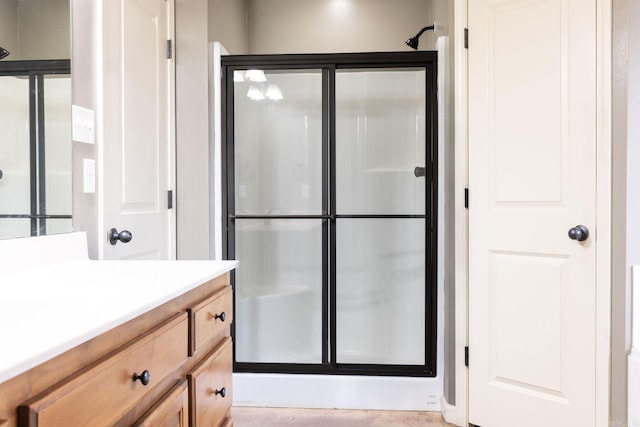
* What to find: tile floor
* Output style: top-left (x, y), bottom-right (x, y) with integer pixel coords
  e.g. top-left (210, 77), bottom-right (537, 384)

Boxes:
top-left (232, 407), bottom-right (455, 427)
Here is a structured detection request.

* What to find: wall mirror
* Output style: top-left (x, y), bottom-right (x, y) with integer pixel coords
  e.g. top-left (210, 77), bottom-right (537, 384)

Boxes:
top-left (0, 0), bottom-right (71, 239)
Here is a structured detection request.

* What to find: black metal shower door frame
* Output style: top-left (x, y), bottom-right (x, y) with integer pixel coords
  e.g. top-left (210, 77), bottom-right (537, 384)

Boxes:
top-left (223, 52), bottom-right (438, 377)
top-left (0, 60), bottom-right (72, 236)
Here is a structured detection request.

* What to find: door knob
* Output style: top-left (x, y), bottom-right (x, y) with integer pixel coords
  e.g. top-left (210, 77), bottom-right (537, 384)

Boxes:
top-left (568, 225), bottom-right (589, 242)
top-left (109, 228), bottom-right (133, 245)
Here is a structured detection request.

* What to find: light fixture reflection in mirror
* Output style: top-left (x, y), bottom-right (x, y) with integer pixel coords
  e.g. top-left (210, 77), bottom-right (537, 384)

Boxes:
top-left (245, 69), bottom-right (267, 82)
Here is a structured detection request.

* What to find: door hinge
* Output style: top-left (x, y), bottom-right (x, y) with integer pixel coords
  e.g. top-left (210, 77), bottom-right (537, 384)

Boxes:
top-left (168, 190), bottom-right (173, 209)
top-left (166, 40), bottom-right (173, 59)
top-left (465, 346), bottom-right (469, 367)
top-left (464, 28), bottom-right (469, 49)
top-left (464, 188), bottom-right (469, 209)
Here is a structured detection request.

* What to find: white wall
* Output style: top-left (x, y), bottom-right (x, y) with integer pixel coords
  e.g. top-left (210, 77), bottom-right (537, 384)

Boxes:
top-left (18, 0), bottom-right (70, 60)
top-left (71, 0), bottom-right (101, 259)
top-left (208, 0), bottom-right (248, 54)
top-left (0, 0), bottom-right (18, 56)
top-left (246, 0), bottom-right (430, 54)
top-left (611, 0), bottom-right (639, 424)
top-left (617, 0), bottom-right (640, 423)
top-left (428, 0), bottom-right (456, 408)
top-left (0, 0), bottom-right (69, 61)
top-left (175, 0), bottom-right (211, 260)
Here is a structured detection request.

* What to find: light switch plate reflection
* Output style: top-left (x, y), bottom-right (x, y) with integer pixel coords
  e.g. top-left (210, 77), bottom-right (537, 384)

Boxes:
top-left (72, 105), bottom-right (95, 144)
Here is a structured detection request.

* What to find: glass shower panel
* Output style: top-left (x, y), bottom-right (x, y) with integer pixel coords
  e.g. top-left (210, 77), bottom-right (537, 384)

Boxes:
top-left (336, 218), bottom-right (425, 365)
top-left (234, 70), bottom-right (323, 216)
top-left (335, 69), bottom-right (426, 215)
top-left (0, 76), bottom-right (31, 239)
top-left (44, 75), bottom-right (72, 226)
top-left (335, 68), bottom-right (427, 366)
top-left (234, 219), bottom-right (323, 364)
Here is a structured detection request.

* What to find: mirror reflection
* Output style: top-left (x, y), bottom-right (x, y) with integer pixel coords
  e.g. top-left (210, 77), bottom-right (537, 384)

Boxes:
top-left (0, 0), bottom-right (71, 239)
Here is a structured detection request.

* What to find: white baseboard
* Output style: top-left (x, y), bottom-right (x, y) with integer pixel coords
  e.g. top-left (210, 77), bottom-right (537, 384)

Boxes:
top-left (630, 349), bottom-right (640, 426)
top-left (440, 395), bottom-right (466, 426)
top-left (631, 266), bottom-right (640, 426)
top-left (233, 373), bottom-right (442, 411)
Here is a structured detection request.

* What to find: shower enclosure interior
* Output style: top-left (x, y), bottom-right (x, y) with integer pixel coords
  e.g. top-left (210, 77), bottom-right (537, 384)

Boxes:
top-left (0, 60), bottom-right (72, 239)
top-left (223, 52), bottom-right (437, 377)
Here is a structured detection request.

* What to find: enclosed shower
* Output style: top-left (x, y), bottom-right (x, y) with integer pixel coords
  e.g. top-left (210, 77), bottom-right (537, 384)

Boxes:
top-left (223, 52), bottom-right (437, 377)
top-left (0, 60), bottom-right (72, 239)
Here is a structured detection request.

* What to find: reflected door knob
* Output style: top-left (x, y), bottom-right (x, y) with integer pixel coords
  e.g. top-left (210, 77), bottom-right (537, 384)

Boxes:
top-left (109, 228), bottom-right (133, 245)
top-left (568, 225), bottom-right (589, 242)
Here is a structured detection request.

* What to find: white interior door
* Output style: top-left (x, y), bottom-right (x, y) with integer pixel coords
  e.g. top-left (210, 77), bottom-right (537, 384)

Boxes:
top-left (468, 0), bottom-right (597, 426)
top-left (102, 0), bottom-right (175, 260)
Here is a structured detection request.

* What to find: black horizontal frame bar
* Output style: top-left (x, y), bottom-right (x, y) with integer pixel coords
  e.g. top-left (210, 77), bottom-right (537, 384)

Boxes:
top-left (0, 214), bottom-right (72, 219)
top-left (230, 214), bottom-right (328, 220)
top-left (0, 59), bottom-right (70, 75)
top-left (222, 51), bottom-right (437, 68)
top-left (336, 214), bottom-right (426, 219)
top-left (230, 214), bottom-right (427, 220)
top-left (235, 362), bottom-right (434, 377)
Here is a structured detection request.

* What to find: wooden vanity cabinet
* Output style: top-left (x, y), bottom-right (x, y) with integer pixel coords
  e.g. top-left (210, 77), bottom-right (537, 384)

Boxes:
top-left (0, 272), bottom-right (234, 427)
top-left (188, 338), bottom-right (233, 427)
top-left (132, 380), bottom-right (190, 427)
top-left (18, 314), bottom-right (189, 427)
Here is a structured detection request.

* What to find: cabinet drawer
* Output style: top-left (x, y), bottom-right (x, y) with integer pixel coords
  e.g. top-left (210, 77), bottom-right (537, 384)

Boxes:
top-left (132, 380), bottom-right (189, 427)
top-left (188, 337), bottom-right (232, 427)
top-left (19, 313), bottom-right (188, 427)
top-left (188, 286), bottom-right (232, 356)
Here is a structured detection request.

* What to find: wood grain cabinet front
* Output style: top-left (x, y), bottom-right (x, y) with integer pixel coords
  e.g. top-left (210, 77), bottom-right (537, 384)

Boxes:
top-left (18, 313), bottom-right (188, 427)
top-left (188, 337), bottom-right (233, 427)
top-left (188, 286), bottom-right (233, 356)
top-left (132, 380), bottom-right (189, 427)
top-left (1, 272), bottom-right (234, 427)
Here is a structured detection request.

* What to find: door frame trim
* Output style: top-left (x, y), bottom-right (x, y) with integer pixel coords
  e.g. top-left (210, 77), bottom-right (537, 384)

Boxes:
top-left (595, 0), bottom-right (613, 425)
top-left (452, 0), bottom-right (613, 426)
top-left (449, 0), bottom-right (469, 425)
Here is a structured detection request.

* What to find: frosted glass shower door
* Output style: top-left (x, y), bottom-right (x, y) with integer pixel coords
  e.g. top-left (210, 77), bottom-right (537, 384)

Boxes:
top-left (225, 53), bottom-right (438, 376)
top-left (0, 76), bottom-right (31, 239)
top-left (231, 69), bottom-right (325, 364)
top-left (335, 69), bottom-right (430, 366)
top-left (0, 69), bottom-right (72, 239)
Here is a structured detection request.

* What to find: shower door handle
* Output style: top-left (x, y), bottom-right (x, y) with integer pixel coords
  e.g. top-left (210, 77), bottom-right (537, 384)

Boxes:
top-left (414, 166), bottom-right (426, 177)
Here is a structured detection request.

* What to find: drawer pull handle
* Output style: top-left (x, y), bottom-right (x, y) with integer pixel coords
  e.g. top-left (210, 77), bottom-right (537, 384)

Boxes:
top-left (214, 312), bottom-right (226, 322)
top-left (132, 370), bottom-right (151, 386)
top-left (215, 387), bottom-right (227, 398)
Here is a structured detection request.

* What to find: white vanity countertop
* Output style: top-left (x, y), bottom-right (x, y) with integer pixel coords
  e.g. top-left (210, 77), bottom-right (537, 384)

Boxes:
top-left (0, 258), bottom-right (238, 384)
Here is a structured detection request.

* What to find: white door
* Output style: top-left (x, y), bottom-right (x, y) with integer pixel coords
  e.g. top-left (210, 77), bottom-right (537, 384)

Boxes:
top-left (102, 0), bottom-right (175, 260)
top-left (468, 0), bottom-right (597, 426)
